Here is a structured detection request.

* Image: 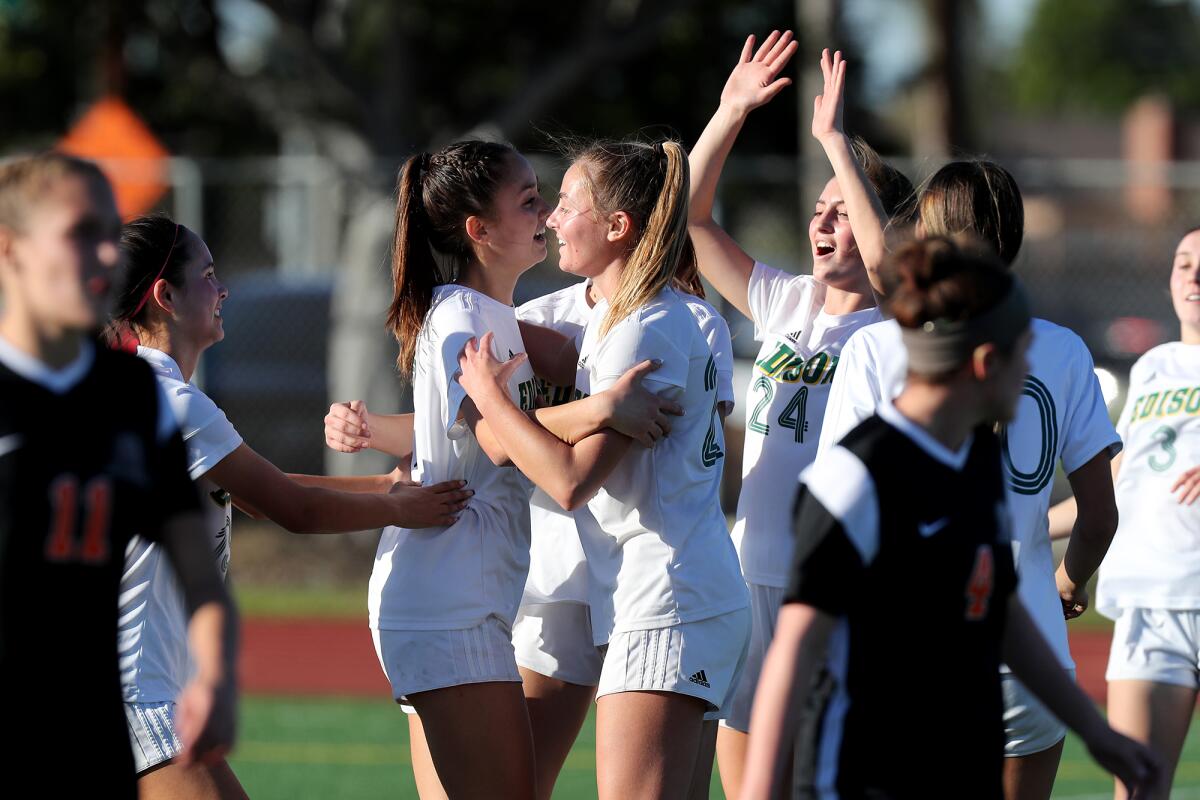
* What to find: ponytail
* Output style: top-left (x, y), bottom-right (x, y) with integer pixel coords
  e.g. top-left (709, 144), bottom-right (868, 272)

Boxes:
top-left (386, 153), bottom-right (442, 376)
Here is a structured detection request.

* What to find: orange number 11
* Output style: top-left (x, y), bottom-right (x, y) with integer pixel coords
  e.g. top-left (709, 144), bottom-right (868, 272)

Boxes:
top-left (44, 475), bottom-right (112, 564)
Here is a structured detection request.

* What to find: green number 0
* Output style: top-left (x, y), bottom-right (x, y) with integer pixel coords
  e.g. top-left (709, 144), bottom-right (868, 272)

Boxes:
top-left (1149, 425), bottom-right (1178, 473)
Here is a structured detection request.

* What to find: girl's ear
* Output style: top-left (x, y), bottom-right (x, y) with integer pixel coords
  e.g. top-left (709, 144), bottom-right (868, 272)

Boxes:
top-left (465, 215), bottom-right (488, 244)
top-left (970, 342), bottom-right (997, 382)
top-left (606, 211), bottom-right (635, 245)
top-left (150, 279), bottom-right (176, 315)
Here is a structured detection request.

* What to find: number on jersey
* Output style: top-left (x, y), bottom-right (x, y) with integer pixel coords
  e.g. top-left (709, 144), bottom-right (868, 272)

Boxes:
top-left (44, 475), bottom-right (113, 565)
top-left (964, 544), bottom-right (994, 621)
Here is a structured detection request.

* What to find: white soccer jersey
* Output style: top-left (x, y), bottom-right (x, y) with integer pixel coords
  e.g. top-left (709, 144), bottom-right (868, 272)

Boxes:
top-left (731, 262), bottom-right (883, 588)
top-left (516, 282), bottom-right (593, 606)
top-left (1098, 342), bottom-right (1200, 616)
top-left (119, 346), bottom-right (242, 703)
top-left (369, 285), bottom-right (537, 631)
top-left (515, 282), bottom-right (737, 606)
top-left (818, 317), bottom-right (1121, 668)
top-left (574, 288), bottom-right (747, 645)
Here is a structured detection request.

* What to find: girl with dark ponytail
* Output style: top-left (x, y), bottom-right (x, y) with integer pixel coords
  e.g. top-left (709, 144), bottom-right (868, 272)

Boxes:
top-left (108, 213), bottom-right (472, 800)
top-left (456, 137), bottom-right (750, 799)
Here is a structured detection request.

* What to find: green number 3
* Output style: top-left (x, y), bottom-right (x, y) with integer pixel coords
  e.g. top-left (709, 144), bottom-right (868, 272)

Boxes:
top-left (1148, 425), bottom-right (1177, 473)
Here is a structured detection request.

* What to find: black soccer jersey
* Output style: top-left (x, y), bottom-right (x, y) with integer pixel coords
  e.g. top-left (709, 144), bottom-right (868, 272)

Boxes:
top-left (0, 341), bottom-right (200, 795)
top-left (786, 403), bottom-right (1017, 800)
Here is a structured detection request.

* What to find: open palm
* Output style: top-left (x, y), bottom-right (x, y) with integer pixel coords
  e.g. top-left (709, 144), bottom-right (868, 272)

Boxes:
top-left (720, 30), bottom-right (799, 115)
top-left (812, 48), bottom-right (847, 141)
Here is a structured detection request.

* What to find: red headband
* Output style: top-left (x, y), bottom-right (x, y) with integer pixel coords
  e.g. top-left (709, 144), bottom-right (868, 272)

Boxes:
top-left (131, 223), bottom-right (181, 318)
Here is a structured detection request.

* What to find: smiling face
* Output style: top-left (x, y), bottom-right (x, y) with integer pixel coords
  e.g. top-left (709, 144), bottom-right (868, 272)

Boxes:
top-left (1171, 229), bottom-right (1200, 336)
top-left (547, 162), bottom-right (625, 280)
top-left (474, 153), bottom-right (551, 274)
top-left (809, 177), bottom-right (869, 291)
top-left (0, 172), bottom-right (121, 333)
top-left (168, 229), bottom-right (228, 350)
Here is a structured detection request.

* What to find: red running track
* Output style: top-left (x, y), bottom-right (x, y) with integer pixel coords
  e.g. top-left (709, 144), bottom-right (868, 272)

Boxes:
top-left (241, 617), bottom-right (1116, 702)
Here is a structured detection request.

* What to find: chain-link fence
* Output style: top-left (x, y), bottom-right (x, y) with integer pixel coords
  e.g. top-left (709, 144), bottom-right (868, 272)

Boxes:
top-left (101, 154), bottom-right (1200, 503)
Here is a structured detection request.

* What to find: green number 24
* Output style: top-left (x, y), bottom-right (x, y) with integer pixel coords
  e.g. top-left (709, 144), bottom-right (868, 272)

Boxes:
top-left (748, 377), bottom-right (809, 443)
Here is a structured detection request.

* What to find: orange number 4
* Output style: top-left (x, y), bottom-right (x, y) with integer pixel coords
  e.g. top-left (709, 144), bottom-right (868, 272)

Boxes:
top-left (44, 475), bottom-right (112, 564)
top-left (965, 544), bottom-right (994, 621)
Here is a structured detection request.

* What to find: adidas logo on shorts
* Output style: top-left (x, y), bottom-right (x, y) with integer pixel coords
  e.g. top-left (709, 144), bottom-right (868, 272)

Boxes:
top-left (687, 670), bottom-right (710, 688)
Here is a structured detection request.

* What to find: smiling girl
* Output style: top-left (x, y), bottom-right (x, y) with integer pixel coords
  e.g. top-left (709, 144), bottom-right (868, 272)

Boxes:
top-left (106, 213), bottom-right (472, 800)
top-left (457, 137), bottom-right (749, 799)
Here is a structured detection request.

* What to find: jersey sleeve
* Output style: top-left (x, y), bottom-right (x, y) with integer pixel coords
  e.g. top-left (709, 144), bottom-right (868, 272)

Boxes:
top-left (817, 329), bottom-right (884, 458)
top-left (430, 298), bottom-right (493, 439)
top-left (696, 308), bottom-right (736, 407)
top-left (746, 262), bottom-right (820, 341)
top-left (590, 315), bottom-right (689, 394)
top-left (163, 383), bottom-right (243, 480)
top-left (784, 445), bottom-right (880, 614)
top-left (1059, 335), bottom-right (1122, 472)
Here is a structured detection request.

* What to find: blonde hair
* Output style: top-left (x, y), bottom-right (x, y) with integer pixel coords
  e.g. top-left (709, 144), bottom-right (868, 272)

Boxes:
top-left (572, 139), bottom-right (692, 336)
top-left (0, 152), bottom-right (109, 232)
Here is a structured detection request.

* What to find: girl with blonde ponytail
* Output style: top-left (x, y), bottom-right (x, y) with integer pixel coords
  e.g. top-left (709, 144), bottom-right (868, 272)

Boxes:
top-left (458, 138), bottom-right (750, 799)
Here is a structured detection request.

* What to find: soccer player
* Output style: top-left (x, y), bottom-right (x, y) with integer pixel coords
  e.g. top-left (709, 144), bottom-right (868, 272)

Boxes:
top-left (457, 137), bottom-right (750, 800)
top-left (742, 237), bottom-right (1159, 800)
top-left (0, 152), bottom-right (237, 798)
top-left (814, 50), bottom-right (1121, 800)
top-left (1091, 227), bottom-right (1200, 800)
top-left (686, 32), bottom-right (916, 795)
top-left (105, 213), bottom-right (474, 799)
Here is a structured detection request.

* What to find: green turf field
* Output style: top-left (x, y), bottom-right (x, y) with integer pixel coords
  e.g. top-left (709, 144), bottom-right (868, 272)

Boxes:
top-left (230, 695), bottom-right (1199, 799)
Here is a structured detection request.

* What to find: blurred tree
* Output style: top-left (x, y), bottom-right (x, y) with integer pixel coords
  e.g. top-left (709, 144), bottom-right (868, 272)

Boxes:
top-left (1010, 0), bottom-right (1200, 115)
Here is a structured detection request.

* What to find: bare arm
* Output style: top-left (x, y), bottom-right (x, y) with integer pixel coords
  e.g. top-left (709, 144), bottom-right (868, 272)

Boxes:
top-left (458, 335), bottom-right (635, 510)
top-left (287, 469), bottom-right (401, 494)
top-left (812, 49), bottom-right (890, 296)
top-left (159, 512), bottom-right (238, 765)
top-left (518, 319), bottom-right (578, 386)
top-left (1003, 597), bottom-right (1161, 796)
top-left (205, 443), bottom-right (470, 532)
top-left (1054, 450), bottom-right (1119, 618)
top-left (323, 402), bottom-right (414, 459)
top-left (741, 603), bottom-right (836, 799)
top-left (689, 31), bottom-right (798, 318)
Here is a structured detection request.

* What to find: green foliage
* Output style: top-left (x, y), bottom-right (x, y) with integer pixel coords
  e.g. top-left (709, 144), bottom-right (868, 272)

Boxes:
top-left (1010, 0), bottom-right (1200, 115)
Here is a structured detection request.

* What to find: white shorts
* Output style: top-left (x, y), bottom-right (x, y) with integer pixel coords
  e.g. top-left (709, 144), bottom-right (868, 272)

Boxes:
top-left (1106, 607), bottom-right (1200, 689)
top-left (719, 582), bottom-right (784, 733)
top-left (512, 601), bottom-right (604, 686)
top-left (372, 616), bottom-right (522, 714)
top-left (597, 607), bottom-right (751, 721)
top-left (1000, 671), bottom-right (1072, 756)
top-left (125, 701), bottom-right (183, 774)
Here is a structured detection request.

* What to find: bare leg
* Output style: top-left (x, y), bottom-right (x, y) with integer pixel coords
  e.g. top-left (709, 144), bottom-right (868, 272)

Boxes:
top-left (1107, 680), bottom-right (1198, 800)
top-left (687, 719), bottom-right (718, 800)
top-left (137, 759), bottom-right (249, 800)
top-left (519, 666), bottom-right (596, 800)
top-left (1002, 740), bottom-right (1064, 800)
top-left (715, 727), bottom-right (748, 800)
top-left (407, 682), bottom-right (536, 800)
top-left (408, 713), bottom-right (449, 800)
top-left (595, 691), bottom-right (707, 800)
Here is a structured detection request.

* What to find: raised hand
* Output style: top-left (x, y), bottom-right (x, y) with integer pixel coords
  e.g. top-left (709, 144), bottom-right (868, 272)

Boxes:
top-left (812, 48), bottom-right (847, 142)
top-left (458, 332), bottom-right (528, 403)
top-left (1171, 464), bottom-right (1200, 504)
top-left (325, 400), bottom-right (371, 453)
top-left (720, 30), bottom-right (799, 117)
top-left (388, 479), bottom-right (473, 528)
top-left (603, 359), bottom-right (685, 448)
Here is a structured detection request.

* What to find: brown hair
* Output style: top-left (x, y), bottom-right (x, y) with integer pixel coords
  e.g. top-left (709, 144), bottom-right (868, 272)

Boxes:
top-left (884, 235), bottom-right (1017, 379)
top-left (919, 160), bottom-right (1024, 266)
top-left (571, 139), bottom-right (692, 335)
top-left (385, 141), bottom-right (518, 376)
top-left (851, 137), bottom-right (917, 224)
top-left (104, 214), bottom-right (192, 346)
top-left (0, 152), bottom-right (110, 232)
top-left (670, 238), bottom-right (704, 299)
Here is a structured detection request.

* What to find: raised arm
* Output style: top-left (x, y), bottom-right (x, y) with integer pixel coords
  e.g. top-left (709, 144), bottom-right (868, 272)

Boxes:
top-left (458, 333), bottom-right (634, 510)
top-left (689, 30), bottom-right (798, 318)
top-left (811, 49), bottom-right (890, 296)
top-left (1054, 449), bottom-right (1119, 618)
top-left (206, 444), bottom-right (470, 532)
